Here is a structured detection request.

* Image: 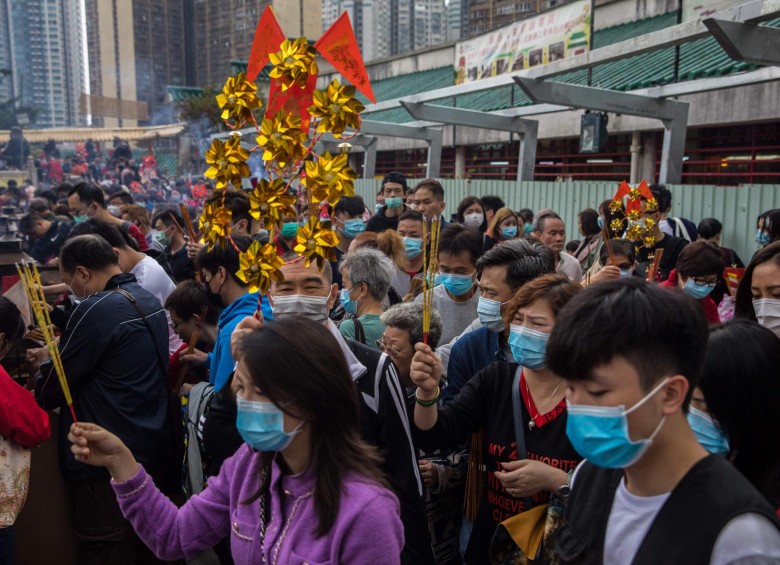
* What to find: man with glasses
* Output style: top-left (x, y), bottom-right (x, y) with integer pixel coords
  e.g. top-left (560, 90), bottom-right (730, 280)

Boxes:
top-left (367, 171), bottom-right (409, 233)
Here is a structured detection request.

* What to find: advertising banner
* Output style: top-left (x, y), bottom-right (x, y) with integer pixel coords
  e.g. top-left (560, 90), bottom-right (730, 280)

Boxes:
top-left (455, 0), bottom-right (592, 85)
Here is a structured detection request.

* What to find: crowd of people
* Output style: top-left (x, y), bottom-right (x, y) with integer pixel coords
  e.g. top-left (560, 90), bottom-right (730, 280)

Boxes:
top-left (1, 169), bottom-right (780, 565)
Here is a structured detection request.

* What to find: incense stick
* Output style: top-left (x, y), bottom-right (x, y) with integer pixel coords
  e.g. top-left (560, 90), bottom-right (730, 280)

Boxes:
top-left (600, 224), bottom-right (617, 266)
top-left (647, 249), bottom-right (664, 283)
top-left (179, 203), bottom-right (198, 242)
top-left (421, 216), bottom-right (441, 345)
top-left (16, 262), bottom-right (76, 422)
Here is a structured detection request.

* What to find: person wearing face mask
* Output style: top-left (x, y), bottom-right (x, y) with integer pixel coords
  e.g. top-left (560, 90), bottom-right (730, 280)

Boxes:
top-left (119, 204), bottom-right (165, 255)
top-left (396, 210), bottom-right (428, 294)
top-left (63, 180), bottom-right (148, 251)
top-left (152, 208), bottom-right (196, 284)
top-left (436, 238), bottom-right (555, 404)
top-left (486, 207), bottom-right (523, 246)
top-left (0, 298), bottom-right (51, 564)
top-left (254, 257), bottom-right (434, 564)
top-left (332, 195), bottom-right (368, 289)
top-left (583, 239), bottom-right (636, 286)
top-left (275, 213), bottom-right (302, 257)
top-left (414, 225), bottom-right (482, 345)
top-left (735, 241), bottom-right (780, 337)
top-left (547, 279), bottom-right (780, 564)
top-left (755, 209), bottom-right (780, 249)
top-left (456, 196), bottom-right (494, 253)
top-left (698, 320), bottom-right (780, 513)
top-left (660, 241), bottom-right (722, 324)
top-left (410, 275), bottom-right (583, 564)
top-left (34, 235), bottom-right (171, 565)
top-left (66, 318), bottom-right (404, 564)
top-left (182, 235), bottom-right (274, 392)
top-left (338, 248), bottom-right (393, 348)
top-left (366, 171), bottom-right (409, 233)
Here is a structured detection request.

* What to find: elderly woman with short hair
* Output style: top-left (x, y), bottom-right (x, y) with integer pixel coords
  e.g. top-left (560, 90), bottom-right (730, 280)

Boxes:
top-left (380, 303), bottom-right (463, 564)
top-left (339, 247), bottom-right (394, 348)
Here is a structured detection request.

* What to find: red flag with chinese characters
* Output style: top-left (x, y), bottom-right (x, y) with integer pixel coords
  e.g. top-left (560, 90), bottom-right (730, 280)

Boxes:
top-left (266, 73), bottom-right (318, 132)
top-left (314, 12), bottom-right (375, 103)
top-left (247, 6), bottom-right (286, 82)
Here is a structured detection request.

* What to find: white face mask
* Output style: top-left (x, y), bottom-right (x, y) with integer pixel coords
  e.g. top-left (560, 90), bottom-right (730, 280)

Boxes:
top-left (271, 294), bottom-right (329, 323)
top-left (464, 212), bottom-right (484, 228)
top-left (753, 298), bottom-right (780, 337)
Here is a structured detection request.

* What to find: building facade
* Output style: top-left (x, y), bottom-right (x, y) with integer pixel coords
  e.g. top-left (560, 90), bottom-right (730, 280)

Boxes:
top-left (467, 0), bottom-right (565, 36)
top-left (414, 0), bottom-right (447, 51)
top-left (0, 0), bottom-right (86, 128)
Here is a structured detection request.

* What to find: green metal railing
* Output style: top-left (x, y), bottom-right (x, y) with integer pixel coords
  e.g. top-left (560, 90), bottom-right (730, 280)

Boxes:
top-left (355, 180), bottom-right (780, 264)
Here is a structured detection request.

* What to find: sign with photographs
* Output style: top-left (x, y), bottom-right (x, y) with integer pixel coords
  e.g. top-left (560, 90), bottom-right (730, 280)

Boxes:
top-left (455, 0), bottom-right (592, 85)
top-left (682, 0), bottom-right (739, 22)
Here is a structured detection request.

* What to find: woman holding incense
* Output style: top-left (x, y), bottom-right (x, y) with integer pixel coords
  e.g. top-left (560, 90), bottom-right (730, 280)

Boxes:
top-left (68, 317), bottom-right (404, 564)
top-left (0, 297), bottom-right (51, 563)
top-left (409, 274), bottom-right (583, 563)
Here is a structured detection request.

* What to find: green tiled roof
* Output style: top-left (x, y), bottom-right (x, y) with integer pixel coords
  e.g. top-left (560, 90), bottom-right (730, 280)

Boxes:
top-left (167, 85), bottom-right (210, 102)
top-left (364, 12), bottom-right (780, 123)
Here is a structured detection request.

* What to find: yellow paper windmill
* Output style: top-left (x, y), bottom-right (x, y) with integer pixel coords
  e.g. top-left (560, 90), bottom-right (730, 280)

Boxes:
top-left (199, 202), bottom-right (232, 250)
top-left (256, 112), bottom-right (308, 168)
top-left (294, 216), bottom-right (339, 268)
top-left (248, 178), bottom-right (298, 229)
top-left (268, 38), bottom-right (318, 92)
top-left (309, 80), bottom-right (365, 137)
top-left (204, 135), bottom-right (250, 191)
top-left (216, 72), bottom-right (262, 127)
top-left (235, 240), bottom-right (285, 294)
top-left (301, 151), bottom-right (357, 206)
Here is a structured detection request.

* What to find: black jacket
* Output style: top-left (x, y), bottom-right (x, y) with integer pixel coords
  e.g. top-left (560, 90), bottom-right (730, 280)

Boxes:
top-left (366, 205), bottom-right (407, 233)
top-left (37, 273), bottom-right (170, 482)
top-left (28, 220), bottom-right (71, 264)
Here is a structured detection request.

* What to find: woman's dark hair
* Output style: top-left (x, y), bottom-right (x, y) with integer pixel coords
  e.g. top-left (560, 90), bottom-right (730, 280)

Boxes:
top-left (456, 196), bottom-right (487, 232)
top-left (0, 297), bottom-right (26, 347)
top-left (675, 241), bottom-right (723, 279)
top-left (236, 318), bottom-right (388, 536)
top-left (333, 195), bottom-right (365, 218)
top-left (480, 195), bottom-right (505, 215)
top-left (697, 218), bottom-right (722, 240)
top-left (734, 241), bottom-right (780, 321)
top-left (578, 208), bottom-right (600, 237)
top-left (700, 320), bottom-right (780, 500)
top-left (547, 278), bottom-right (708, 408)
top-left (164, 281), bottom-right (221, 325)
top-left (598, 239), bottom-right (636, 266)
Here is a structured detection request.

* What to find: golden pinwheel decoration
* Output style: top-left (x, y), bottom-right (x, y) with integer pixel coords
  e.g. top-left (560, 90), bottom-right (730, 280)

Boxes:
top-left (256, 112), bottom-right (308, 168)
top-left (301, 151), bottom-right (357, 206)
top-left (294, 215), bottom-right (339, 268)
top-left (216, 72), bottom-right (262, 127)
top-left (268, 38), bottom-right (318, 92)
top-left (235, 240), bottom-right (285, 294)
top-left (248, 178), bottom-right (298, 229)
top-left (204, 134), bottom-right (250, 191)
top-left (198, 202), bottom-right (232, 250)
top-left (309, 80), bottom-right (365, 137)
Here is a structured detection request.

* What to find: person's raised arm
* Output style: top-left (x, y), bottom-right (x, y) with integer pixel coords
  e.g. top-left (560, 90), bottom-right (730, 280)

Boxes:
top-left (410, 342), bottom-right (442, 431)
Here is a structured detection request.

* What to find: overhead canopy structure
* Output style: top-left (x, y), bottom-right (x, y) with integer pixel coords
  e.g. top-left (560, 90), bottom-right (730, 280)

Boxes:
top-left (704, 17), bottom-right (780, 65)
top-left (0, 123), bottom-right (187, 144)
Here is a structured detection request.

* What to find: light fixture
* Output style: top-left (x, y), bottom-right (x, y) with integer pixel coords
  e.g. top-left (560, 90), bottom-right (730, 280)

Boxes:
top-left (579, 111), bottom-right (608, 154)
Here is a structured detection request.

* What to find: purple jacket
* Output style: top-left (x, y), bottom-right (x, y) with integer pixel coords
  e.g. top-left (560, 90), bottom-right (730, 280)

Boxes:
top-left (112, 444), bottom-right (404, 564)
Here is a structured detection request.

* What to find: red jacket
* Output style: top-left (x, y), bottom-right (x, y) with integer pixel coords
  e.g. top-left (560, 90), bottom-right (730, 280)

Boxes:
top-left (661, 269), bottom-right (721, 325)
top-left (0, 366), bottom-right (50, 448)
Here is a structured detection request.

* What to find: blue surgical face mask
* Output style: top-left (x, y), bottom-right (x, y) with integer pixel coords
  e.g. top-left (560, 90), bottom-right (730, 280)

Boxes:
top-left (280, 222), bottom-right (299, 239)
top-left (73, 214), bottom-right (87, 224)
top-left (565, 378), bottom-right (669, 468)
top-left (619, 268), bottom-right (633, 278)
top-left (440, 272), bottom-right (475, 297)
top-left (477, 296), bottom-right (507, 333)
top-left (683, 278), bottom-right (715, 300)
top-left (508, 325), bottom-right (549, 369)
top-left (404, 236), bottom-right (423, 260)
top-left (375, 203), bottom-right (383, 214)
top-left (341, 218), bottom-right (365, 239)
top-left (688, 406), bottom-right (730, 456)
top-left (339, 286), bottom-right (359, 315)
top-left (597, 217), bottom-right (605, 230)
top-left (385, 196), bottom-right (403, 209)
top-left (236, 395), bottom-right (303, 452)
top-left (501, 226), bottom-right (518, 239)
top-left (756, 229), bottom-right (771, 246)
top-left (523, 224), bottom-right (533, 236)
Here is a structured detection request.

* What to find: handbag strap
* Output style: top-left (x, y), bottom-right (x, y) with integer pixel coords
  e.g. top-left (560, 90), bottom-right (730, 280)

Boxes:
top-left (511, 366), bottom-right (535, 510)
top-left (352, 317), bottom-right (366, 345)
top-left (114, 287), bottom-right (168, 379)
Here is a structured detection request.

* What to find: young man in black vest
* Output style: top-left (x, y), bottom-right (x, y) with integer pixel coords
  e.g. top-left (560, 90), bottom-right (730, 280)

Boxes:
top-left (546, 278), bottom-right (780, 564)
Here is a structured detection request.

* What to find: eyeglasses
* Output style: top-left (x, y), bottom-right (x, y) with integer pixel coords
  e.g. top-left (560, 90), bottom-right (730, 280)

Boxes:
top-left (691, 277), bottom-right (718, 287)
top-left (71, 205), bottom-right (91, 216)
top-left (170, 319), bottom-right (186, 331)
top-left (376, 339), bottom-right (411, 357)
